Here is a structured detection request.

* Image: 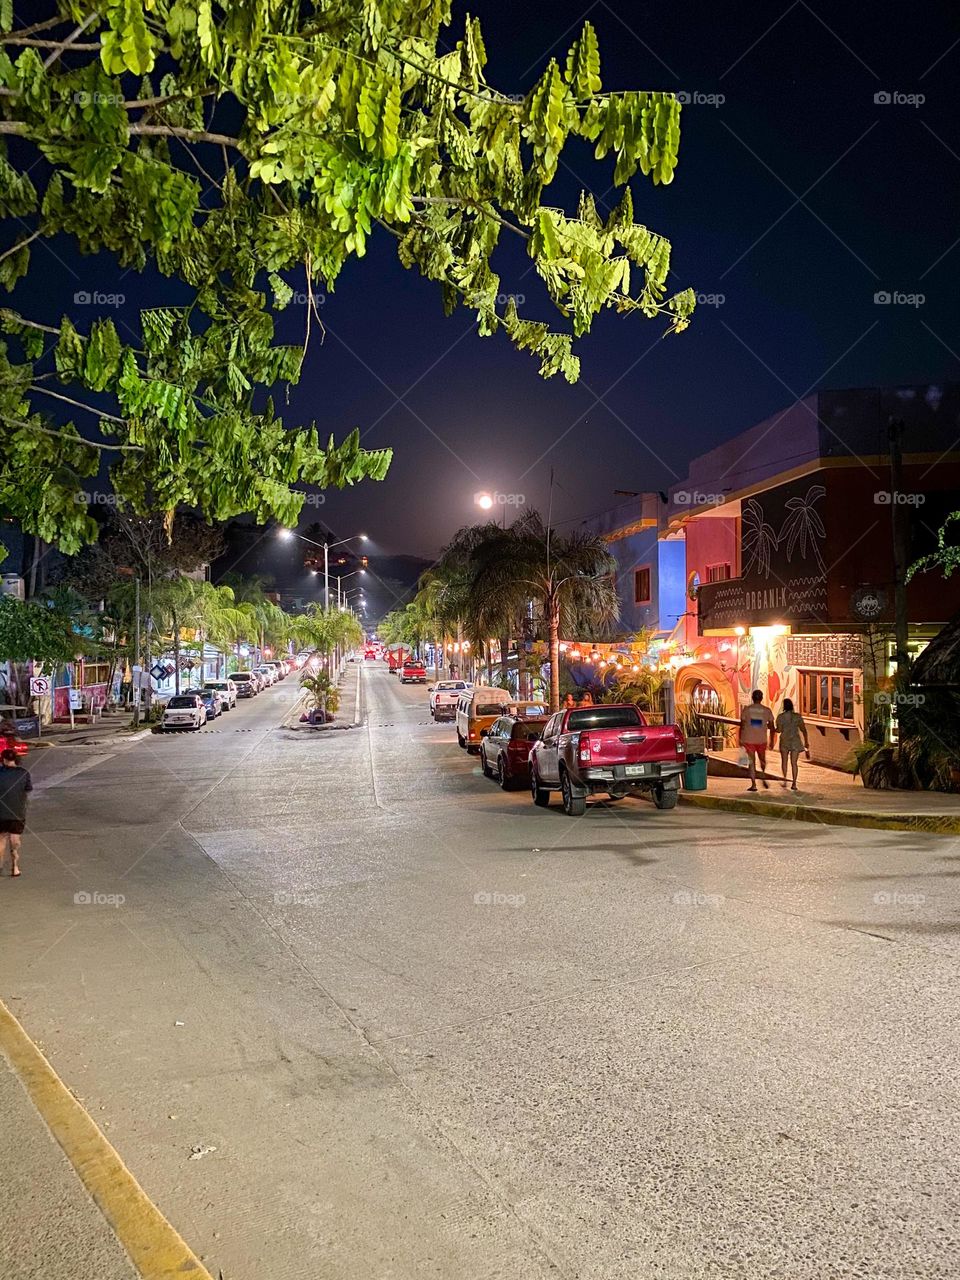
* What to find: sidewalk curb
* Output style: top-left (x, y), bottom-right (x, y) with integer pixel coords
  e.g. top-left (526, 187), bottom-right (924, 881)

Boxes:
top-left (0, 999), bottom-right (215, 1280)
top-left (678, 790), bottom-right (960, 835)
top-left (42, 727), bottom-right (154, 748)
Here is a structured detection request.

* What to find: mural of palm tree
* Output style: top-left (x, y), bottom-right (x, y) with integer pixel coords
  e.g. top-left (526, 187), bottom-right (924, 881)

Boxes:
top-left (740, 499), bottom-right (779, 579)
top-left (779, 485), bottom-right (827, 576)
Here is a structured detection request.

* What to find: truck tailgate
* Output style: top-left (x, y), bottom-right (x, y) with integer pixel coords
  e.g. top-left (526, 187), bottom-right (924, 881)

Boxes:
top-left (583, 724), bottom-right (682, 765)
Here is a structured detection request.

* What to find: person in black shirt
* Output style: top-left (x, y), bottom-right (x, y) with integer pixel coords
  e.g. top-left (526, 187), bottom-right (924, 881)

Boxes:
top-left (0, 747), bottom-right (32, 877)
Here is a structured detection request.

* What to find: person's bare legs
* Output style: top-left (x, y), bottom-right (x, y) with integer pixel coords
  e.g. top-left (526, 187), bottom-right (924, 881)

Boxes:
top-left (0, 833), bottom-right (8, 872)
top-left (791, 751), bottom-right (800, 789)
top-left (757, 748), bottom-right (769, 788)
top-left (9, 833), bottom-right (21, 875)
top-left (780, 749), bottom-right (789, 786)
top-left (746, 748), bottom-right (757, 790)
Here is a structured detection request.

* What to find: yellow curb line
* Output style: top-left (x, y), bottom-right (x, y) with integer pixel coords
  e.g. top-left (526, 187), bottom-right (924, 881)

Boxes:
top-left (0, 999), bottom-right (214, 1280)
top-left (679, 791), bottom-right (960, 835)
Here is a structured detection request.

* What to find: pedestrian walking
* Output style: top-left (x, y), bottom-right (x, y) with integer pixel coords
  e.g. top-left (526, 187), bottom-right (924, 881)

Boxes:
top-left (739, 689), bottom-right (775, 791)
top-left (775, 697), bottom-right (810, 790)
top-left (0, 747), bottom-right (31, 877)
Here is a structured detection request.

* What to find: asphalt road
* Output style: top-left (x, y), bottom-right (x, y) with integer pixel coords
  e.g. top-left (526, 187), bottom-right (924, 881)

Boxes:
top-left (1, 664), bottom-right (958, 1279)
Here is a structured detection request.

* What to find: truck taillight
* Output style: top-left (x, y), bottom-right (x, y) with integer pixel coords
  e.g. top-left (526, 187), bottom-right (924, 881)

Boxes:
top-left (674, 727), bottom-right (686, 758)
top-left (578, 732), bottom-right (592, 763)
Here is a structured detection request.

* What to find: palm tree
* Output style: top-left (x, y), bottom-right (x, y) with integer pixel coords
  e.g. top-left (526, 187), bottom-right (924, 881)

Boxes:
top-left (464, 511), bottom-right (619, 711)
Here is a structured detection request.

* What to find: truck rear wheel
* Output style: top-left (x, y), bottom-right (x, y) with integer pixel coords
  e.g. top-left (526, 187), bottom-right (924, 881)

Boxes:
top-left (561, 771), bottom-right (586, 817)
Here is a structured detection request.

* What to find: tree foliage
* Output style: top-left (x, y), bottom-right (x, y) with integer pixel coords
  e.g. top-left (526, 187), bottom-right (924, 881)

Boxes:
top-left (412, 512), bottom-right (618, 708)
top-left (0, 1), bottom-right (692, 553)
top-left (0, 593), bottom-right (78, 663)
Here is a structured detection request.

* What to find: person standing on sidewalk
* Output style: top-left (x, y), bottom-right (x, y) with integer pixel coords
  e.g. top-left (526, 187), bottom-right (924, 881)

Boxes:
top-left (775, 697), bottom-right (810, 791)
top-left (0, 748), bottom-right (32, 877)
top-left (739, 690), bottom-right (775, 791)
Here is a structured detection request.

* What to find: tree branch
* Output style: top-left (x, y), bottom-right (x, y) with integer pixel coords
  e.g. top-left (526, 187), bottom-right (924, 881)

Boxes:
top-left (0, 415), bottom-right (144, 452)
top-left (28, 384), bottom-right (127, 425)
top-left (0, 121), bottom-right (241, 149)
top-left (1, 37), bottom-right (100, 50)
top-left (0, 229), bottom-right (41, 264)
top-left (0, 17), bottom-right (63, 41)
top-left (410, 195), bottom-right (529, 240)
top-left (42, 14), bottom-right (99, 71)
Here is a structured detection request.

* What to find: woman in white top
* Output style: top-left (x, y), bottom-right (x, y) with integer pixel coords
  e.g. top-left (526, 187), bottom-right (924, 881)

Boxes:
top-left (775, 698), bottom-right (810, 790)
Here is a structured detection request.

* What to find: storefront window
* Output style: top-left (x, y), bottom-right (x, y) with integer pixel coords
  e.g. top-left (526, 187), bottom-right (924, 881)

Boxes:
top-left (799, 669), bottom-right (855, 723)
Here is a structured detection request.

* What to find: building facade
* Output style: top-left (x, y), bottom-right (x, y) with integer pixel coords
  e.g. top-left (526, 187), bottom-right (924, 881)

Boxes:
top-left (594, 386), bottom-right (960, 767)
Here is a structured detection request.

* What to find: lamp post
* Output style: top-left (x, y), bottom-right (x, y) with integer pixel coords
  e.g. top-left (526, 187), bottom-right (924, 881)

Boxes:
top-left (278, 528), bottom-right (368, 609)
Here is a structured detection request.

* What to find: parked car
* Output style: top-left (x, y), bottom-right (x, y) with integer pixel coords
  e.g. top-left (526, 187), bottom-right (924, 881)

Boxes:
top-left (264, 661), bottom-right (287, 680)
top-left (253, 665), bottom-right (275, 686)
top-left (204, 678), bottom-right (237, 709)
top-left (232, 672), bottom-right (258, 697)
top-left (529, 703), bottom-right (686, 815)
top-left (480, 714), bottom-right (549, 789)
top-left (161, 693), bottom-right (207, 731)
top-left (195, 688), bottom-right (223, 719)
top-left (400, 659), bottom-right (428, 684)
top-left (456, 686), bottom-right (513, 753)
top-left (429, 679), bottom-right (468, 720)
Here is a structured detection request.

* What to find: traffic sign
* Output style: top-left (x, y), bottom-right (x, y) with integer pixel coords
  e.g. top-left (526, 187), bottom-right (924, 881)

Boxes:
top-left (29, 676), bottom-right (50, 697)
top-left (150, 663), bottom-right (166, 681)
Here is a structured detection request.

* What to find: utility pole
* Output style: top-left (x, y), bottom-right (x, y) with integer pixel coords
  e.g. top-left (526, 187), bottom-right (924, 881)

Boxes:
top-left (324, 541), bottom-right (330, 610)
top-left (888, 418), bottom-right (910, 678)
top-left (132, 576), bottom-right (141, 728)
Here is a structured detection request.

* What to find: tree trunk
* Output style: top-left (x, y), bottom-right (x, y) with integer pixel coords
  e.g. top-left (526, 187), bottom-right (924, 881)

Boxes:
top-left (499, 635), bottom-right (510, 689)
top-left (548, 600), bottom-right (561, 712)
top-left (518, 645), bottom-right (527, 700)
top-left (433, 635), bottom-right (441, 681)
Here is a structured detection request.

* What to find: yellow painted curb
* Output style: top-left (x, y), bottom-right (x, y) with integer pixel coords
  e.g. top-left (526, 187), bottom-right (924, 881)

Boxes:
top-left (679, 791), bottom-right (960, 835)
top-left (0, 999), bottom-right (214, 1280)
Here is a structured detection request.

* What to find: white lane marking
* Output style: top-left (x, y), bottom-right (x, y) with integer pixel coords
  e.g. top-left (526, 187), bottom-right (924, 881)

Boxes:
top-left (33, 754), bottom-right (116, 793)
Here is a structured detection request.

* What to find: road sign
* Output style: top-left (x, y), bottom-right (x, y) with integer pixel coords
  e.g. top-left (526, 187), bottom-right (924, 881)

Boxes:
top-left (150, 663), bottom-right (166, 681)
top-left (29, 676), bottom-right (50, 697)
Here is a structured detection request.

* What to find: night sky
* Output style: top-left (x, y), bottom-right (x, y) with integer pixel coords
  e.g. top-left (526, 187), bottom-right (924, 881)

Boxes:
top-left (20, 0), bottom-right (960, 566)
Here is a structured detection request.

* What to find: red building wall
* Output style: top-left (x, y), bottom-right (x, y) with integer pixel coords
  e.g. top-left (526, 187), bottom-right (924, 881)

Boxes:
top-left (683, 516), bottom-right (739, 645)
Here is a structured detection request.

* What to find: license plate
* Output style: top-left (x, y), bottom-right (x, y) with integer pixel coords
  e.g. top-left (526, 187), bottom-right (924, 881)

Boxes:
top-left (624, 764), bottom-right (650, 777)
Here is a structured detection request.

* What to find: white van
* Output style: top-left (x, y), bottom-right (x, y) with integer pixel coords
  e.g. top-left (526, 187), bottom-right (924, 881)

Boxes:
top-left (455, 686), bottom-right (513, 753)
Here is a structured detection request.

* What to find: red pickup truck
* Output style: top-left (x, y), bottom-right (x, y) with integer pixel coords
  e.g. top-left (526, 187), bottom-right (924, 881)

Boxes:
top-left (399, 659), bottom-right (427, 684)
top-left (528, 703), bottom-right (686, 815)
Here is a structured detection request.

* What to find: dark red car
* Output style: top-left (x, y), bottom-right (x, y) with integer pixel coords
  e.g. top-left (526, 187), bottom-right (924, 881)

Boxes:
top-left (479, 714), bottom-right (548, 790)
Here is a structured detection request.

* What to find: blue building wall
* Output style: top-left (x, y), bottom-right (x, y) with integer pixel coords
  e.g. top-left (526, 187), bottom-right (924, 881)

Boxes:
top-left (657, 540), bottom-right (686, 635)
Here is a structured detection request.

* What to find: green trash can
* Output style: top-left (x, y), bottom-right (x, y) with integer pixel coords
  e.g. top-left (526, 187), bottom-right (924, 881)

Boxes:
top-left (683, 754), bottom-right (708, 791)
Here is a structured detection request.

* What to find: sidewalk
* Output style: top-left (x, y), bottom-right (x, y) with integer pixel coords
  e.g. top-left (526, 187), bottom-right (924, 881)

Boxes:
top-left (0, 1053), bottom-right (137, 1279)
top-left (680, 750), bottom-right (960, 834)
top-left (0, 999), bottom-right (211, 1280)
top-left (33, 714), bottom-right (151, 748)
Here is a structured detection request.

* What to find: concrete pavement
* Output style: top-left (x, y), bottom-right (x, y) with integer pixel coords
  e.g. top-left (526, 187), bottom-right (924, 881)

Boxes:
top-left (1, 663), bottom-right (959, 1278)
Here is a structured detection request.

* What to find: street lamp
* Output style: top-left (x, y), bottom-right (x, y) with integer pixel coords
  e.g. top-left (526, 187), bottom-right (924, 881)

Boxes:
top-left (278, 528), bottom-right (368, 609)
top-left (334, 568), bottom-right (366, 607)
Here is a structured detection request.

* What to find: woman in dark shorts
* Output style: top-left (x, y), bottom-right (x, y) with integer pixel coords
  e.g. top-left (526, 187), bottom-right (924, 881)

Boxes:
top-left (0, 747), bottom-right (32, 877)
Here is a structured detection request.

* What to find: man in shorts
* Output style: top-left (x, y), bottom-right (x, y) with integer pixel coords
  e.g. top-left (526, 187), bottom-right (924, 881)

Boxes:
top-left (739, 689), bottom-right (775, 791)
top-left (0, 747), bottom-right (32, 876)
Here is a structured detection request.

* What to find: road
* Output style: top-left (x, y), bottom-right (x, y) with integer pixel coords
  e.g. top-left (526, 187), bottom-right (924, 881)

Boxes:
top-left (1, 663), bottom-right (958, 1279)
